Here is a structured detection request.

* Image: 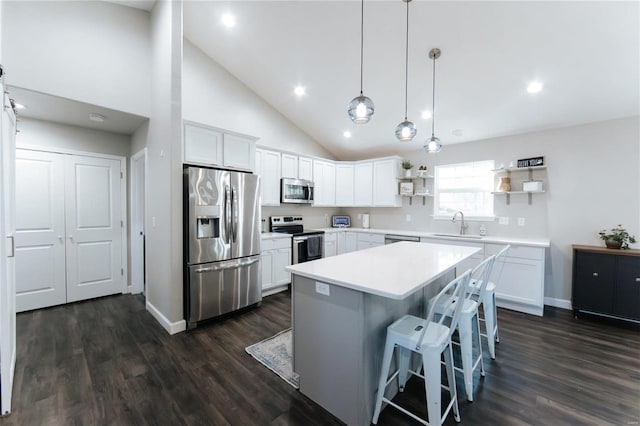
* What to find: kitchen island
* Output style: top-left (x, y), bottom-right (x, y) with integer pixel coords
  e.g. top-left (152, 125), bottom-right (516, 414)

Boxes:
top-left (286, 241), bottom-right (480, 426)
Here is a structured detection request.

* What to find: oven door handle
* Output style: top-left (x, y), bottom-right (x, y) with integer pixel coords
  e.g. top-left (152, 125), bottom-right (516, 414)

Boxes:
top-left (293, 238), bottom-right (304, 264)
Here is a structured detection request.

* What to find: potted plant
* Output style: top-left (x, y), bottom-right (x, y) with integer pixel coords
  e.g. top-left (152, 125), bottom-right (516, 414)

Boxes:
top-left (402, 160), bottom-right (413, 177)
top-left (598, 224), bottom-right (636, 249)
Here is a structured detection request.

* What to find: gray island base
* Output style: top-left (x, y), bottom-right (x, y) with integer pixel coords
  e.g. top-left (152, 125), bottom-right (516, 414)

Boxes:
top-left (287, 242), bottom-right (480, 426)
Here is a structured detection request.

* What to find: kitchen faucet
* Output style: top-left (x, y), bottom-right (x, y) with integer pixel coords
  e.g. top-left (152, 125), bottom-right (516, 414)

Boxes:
top-left (452, 211), bottom-right (468, 235)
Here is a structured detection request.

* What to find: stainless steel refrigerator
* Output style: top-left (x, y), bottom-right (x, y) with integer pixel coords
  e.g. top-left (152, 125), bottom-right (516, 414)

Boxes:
top-left (184, 166), bottom-right (261, 328)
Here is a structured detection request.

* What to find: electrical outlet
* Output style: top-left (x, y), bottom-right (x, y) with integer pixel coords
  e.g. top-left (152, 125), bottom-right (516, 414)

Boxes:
top-left (315, 282), bottom-right (330, 296)
top-left (499, 216), bottom-right (509, 225)
top-left (518, 217), bottom-right (526, 226)
top-left (152, 216), bottom-right (156, 228)
top-left (406, 214), bottom-right (411, 222)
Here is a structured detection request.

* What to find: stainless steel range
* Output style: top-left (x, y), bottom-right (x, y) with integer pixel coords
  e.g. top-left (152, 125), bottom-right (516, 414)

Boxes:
top-left (270, 216), bottom-right (324, 264)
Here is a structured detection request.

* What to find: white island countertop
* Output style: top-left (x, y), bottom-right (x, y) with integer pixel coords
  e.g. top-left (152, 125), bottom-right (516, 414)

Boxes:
top-left (286, 241), bottom-right (480, 300)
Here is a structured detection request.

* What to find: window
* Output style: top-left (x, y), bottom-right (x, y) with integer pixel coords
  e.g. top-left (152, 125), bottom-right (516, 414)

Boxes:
top-left (434, 160), bottom-right (494, 219)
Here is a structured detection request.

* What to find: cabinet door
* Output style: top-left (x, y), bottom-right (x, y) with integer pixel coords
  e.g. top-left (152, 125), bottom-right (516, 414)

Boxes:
top-left (313, 160), bottom-right (336, 206)
top-left (615, 256), bottom-right (640, 320)
top-left (281, 153), bottom-right (298, 178)
top-left (493, 257), bottom-right (543, 308)
top-left (261, 250), bottom-right (274, 289)
top-left (335, 163), bottom-right (354, 206)
top-left (344, 232), bottom-right (358, 253)
top-left (274, 247), bottom-right (292, 286)
top-left (256, 149), bottom-right (281, 206)
top-left (298, 157), bottom-right (313, 181)
top-left (354, 162), bottom-right (373, 206)
top-left (223, 133), bottom-right (255, 171)
top-left (324, 240), bottom-right (337, 258)
top-left (184, 123), bottom-right (223, 166)
top-left (373, 158), bottom-right (401, 207)
top-left (573, 252), bottom-right (616, 314)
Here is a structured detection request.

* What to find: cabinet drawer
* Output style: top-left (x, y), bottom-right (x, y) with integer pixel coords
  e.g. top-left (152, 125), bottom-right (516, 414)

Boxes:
top-left (357, 233), bottom-right (384, 244)
top-left (261, 237), bottom-right (291, 251)
top-left (486, 243), bottom-right (543, 261)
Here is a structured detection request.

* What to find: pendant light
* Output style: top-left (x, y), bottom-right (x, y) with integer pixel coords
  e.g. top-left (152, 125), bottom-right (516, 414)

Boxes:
top-left (395, 0), bottom-right (416, 141)
top-left (348, 0), bottom-right (375, 124)
top-left (424, 48), bottom-right (442, 153)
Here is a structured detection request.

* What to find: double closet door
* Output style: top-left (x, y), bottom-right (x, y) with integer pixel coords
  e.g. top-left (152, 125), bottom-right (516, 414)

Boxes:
top-left (15, 149), bottom-right (123, 312)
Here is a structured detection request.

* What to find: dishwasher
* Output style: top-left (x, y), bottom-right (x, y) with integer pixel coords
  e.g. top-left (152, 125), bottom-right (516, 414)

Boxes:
top-left (384, 234), bottom-right (421, 244)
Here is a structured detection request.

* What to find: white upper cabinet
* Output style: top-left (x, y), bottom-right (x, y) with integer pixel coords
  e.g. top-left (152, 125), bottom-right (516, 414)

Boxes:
top-left (255, 148), bottom-right (281, 206)
top-left (184, 123), bottom-right (223, 166)
top-left (335, 163), bottom-right (355, 206)
top-left (183, 122), bottom-right (257, 172)
top-left (298, 156), bottom-right (313, 181)
top-left (281, 153), bottom-right (298, 179)
top-left (313, 159), bottom-right (336, 206)
top-left (373, 157), bottom-right (401, 207)
top-left (354, 162), bottom-right (373, 206)
top-left (223, 133), bottom-right (256, 171)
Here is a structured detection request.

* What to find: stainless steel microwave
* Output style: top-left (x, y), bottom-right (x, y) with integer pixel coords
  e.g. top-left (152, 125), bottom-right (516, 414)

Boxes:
top-left (281, 178), bottom-right (314, 204)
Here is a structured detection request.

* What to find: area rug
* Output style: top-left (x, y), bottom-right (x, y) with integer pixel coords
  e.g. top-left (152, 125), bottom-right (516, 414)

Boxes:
top-left (245, 328), bottom-right (299, 389)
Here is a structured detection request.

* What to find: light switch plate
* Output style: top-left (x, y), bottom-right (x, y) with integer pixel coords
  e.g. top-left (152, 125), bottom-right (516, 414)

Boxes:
top-left (499, 216), bottom-right (509, 225)
top-left (315, 282), bottom-right (330, 296)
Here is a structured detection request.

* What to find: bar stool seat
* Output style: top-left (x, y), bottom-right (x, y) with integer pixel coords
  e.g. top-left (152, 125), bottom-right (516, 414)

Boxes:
top-left (372, 270), bottom-right (472, 426)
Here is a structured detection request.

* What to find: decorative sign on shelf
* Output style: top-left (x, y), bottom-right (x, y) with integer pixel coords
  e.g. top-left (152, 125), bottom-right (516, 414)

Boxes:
top-left (517, 156), bottom-right (544, 168)
top-left (399, 182), bottom-right (414, 196)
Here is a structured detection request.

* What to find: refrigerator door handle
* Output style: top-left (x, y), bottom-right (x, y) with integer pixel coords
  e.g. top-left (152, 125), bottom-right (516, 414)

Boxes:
top-left (224, 185), bottom-right (232, 244)
top-left (231, 186), bottom-right (238, 243)
top-left (194, 256), bottom-right (259, 273)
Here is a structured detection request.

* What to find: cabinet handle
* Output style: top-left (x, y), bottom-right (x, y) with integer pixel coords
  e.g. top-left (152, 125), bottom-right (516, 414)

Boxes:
top-left (636, 278), bottom-right (640, 283)
top-left (592, 272), bottom-right (598, 277)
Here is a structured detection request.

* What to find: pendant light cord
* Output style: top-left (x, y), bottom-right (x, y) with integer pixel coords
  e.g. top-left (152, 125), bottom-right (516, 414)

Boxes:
top-left (431, 52), bottom-right (436, 137)
top-left (359, 0), bottom-right (364, 96)
top-left (403, 0), bottom-right (409, 120)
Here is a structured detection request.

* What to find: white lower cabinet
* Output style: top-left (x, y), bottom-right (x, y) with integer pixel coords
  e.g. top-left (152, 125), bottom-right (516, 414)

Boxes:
top-left (421, 237), bottom-right (545, 316)
top-left (356, 232), bottom-right (384, 251)
top-left (261, 236), bottom-right (291, 296)
top-left (324, 232), bottom-right (337, 257)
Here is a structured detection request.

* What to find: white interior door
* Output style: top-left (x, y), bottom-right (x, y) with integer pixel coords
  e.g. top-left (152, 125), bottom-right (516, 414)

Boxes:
top-left (1, 91), bottom-right (18, 415)
top-left (14, 150), bottom-right (66, 312)
top-left (65, 155), bottom-right (122, 302)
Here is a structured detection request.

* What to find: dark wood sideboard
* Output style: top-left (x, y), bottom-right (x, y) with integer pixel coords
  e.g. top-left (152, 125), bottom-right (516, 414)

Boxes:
top-left (572, 245), bottom-right (640, 322)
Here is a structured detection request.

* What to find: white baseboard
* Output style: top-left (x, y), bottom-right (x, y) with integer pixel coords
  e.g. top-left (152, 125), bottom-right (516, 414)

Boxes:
top-left (146, 300), bottom-right (186, 335)
top-left (544, 297), bottom-right (572, 310)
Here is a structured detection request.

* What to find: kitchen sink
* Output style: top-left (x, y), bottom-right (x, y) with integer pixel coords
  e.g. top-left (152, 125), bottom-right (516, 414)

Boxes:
top-left (433, 233), bottom-right (483, 240)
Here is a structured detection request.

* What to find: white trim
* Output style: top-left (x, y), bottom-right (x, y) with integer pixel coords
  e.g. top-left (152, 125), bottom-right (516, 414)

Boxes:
top-left (130, 148), bottom-right (146, 295)
top-left (146, 300), bottom-right (186, 335)
top-left (544, 297), bottom-right (572, 310)
top-left (16, 143), bottom-right (126, 161)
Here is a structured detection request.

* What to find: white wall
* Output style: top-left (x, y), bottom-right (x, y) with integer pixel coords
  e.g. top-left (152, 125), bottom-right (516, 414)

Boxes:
top-left (16, 118), bottom-right (130, 157)
top-left (144, 0), bottom-right (184, 333)
top-left (345, 116), bottom-right (640, 303)
top-left (182, 40), bottom-right (334, 159)
top-left (2, 1), bottom-right (151, 117)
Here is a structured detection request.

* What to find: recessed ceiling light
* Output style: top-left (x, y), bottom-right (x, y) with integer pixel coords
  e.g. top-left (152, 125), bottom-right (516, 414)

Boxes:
top-left (14, 102), bottom-right (25, 110)
top-left (343, 131), bottom-right (352, 138)
top-left (294, 86), bottom-right (306, 96)
top-left (89, 113), bottom-right (106, 122)
top-left (421, 110), bottom-right (432, 120)
top-left (527, 81), bottom-right (543, 94)
top-left (221, 13), bottom-right (236, 28)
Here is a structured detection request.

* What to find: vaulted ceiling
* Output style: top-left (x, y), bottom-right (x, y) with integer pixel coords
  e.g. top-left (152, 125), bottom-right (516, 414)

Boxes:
top-left (184, 1), bottom-right (639, 159)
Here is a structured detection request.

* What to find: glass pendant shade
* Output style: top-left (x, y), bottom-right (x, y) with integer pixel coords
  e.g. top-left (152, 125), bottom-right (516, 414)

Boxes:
top-left (424, 136), bottom-right (442, 153)
top-left (348, 95), bottom-right (375, 124)
top-left (395, 119), bottom-right (417, 141)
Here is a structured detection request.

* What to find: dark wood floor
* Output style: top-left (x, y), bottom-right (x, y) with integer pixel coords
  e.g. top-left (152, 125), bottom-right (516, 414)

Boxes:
top-left (2, 291), bottom-right (639, 426)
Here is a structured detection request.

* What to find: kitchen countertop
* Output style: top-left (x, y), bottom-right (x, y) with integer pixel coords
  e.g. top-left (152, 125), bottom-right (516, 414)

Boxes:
top-left (319, 227), bottom-right (550, 248)
top-left (260, 232), bottom-right (292, 239)
top-left (286, 241), bottom-right (480, 299)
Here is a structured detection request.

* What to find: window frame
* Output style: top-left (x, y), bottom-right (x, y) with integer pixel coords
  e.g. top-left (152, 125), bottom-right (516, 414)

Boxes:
top-left (432, 160), bottom-right (495, 221)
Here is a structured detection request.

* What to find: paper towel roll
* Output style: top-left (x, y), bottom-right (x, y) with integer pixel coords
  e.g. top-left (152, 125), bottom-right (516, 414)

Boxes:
top-left (362, 213), bottom-right (370, 229)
